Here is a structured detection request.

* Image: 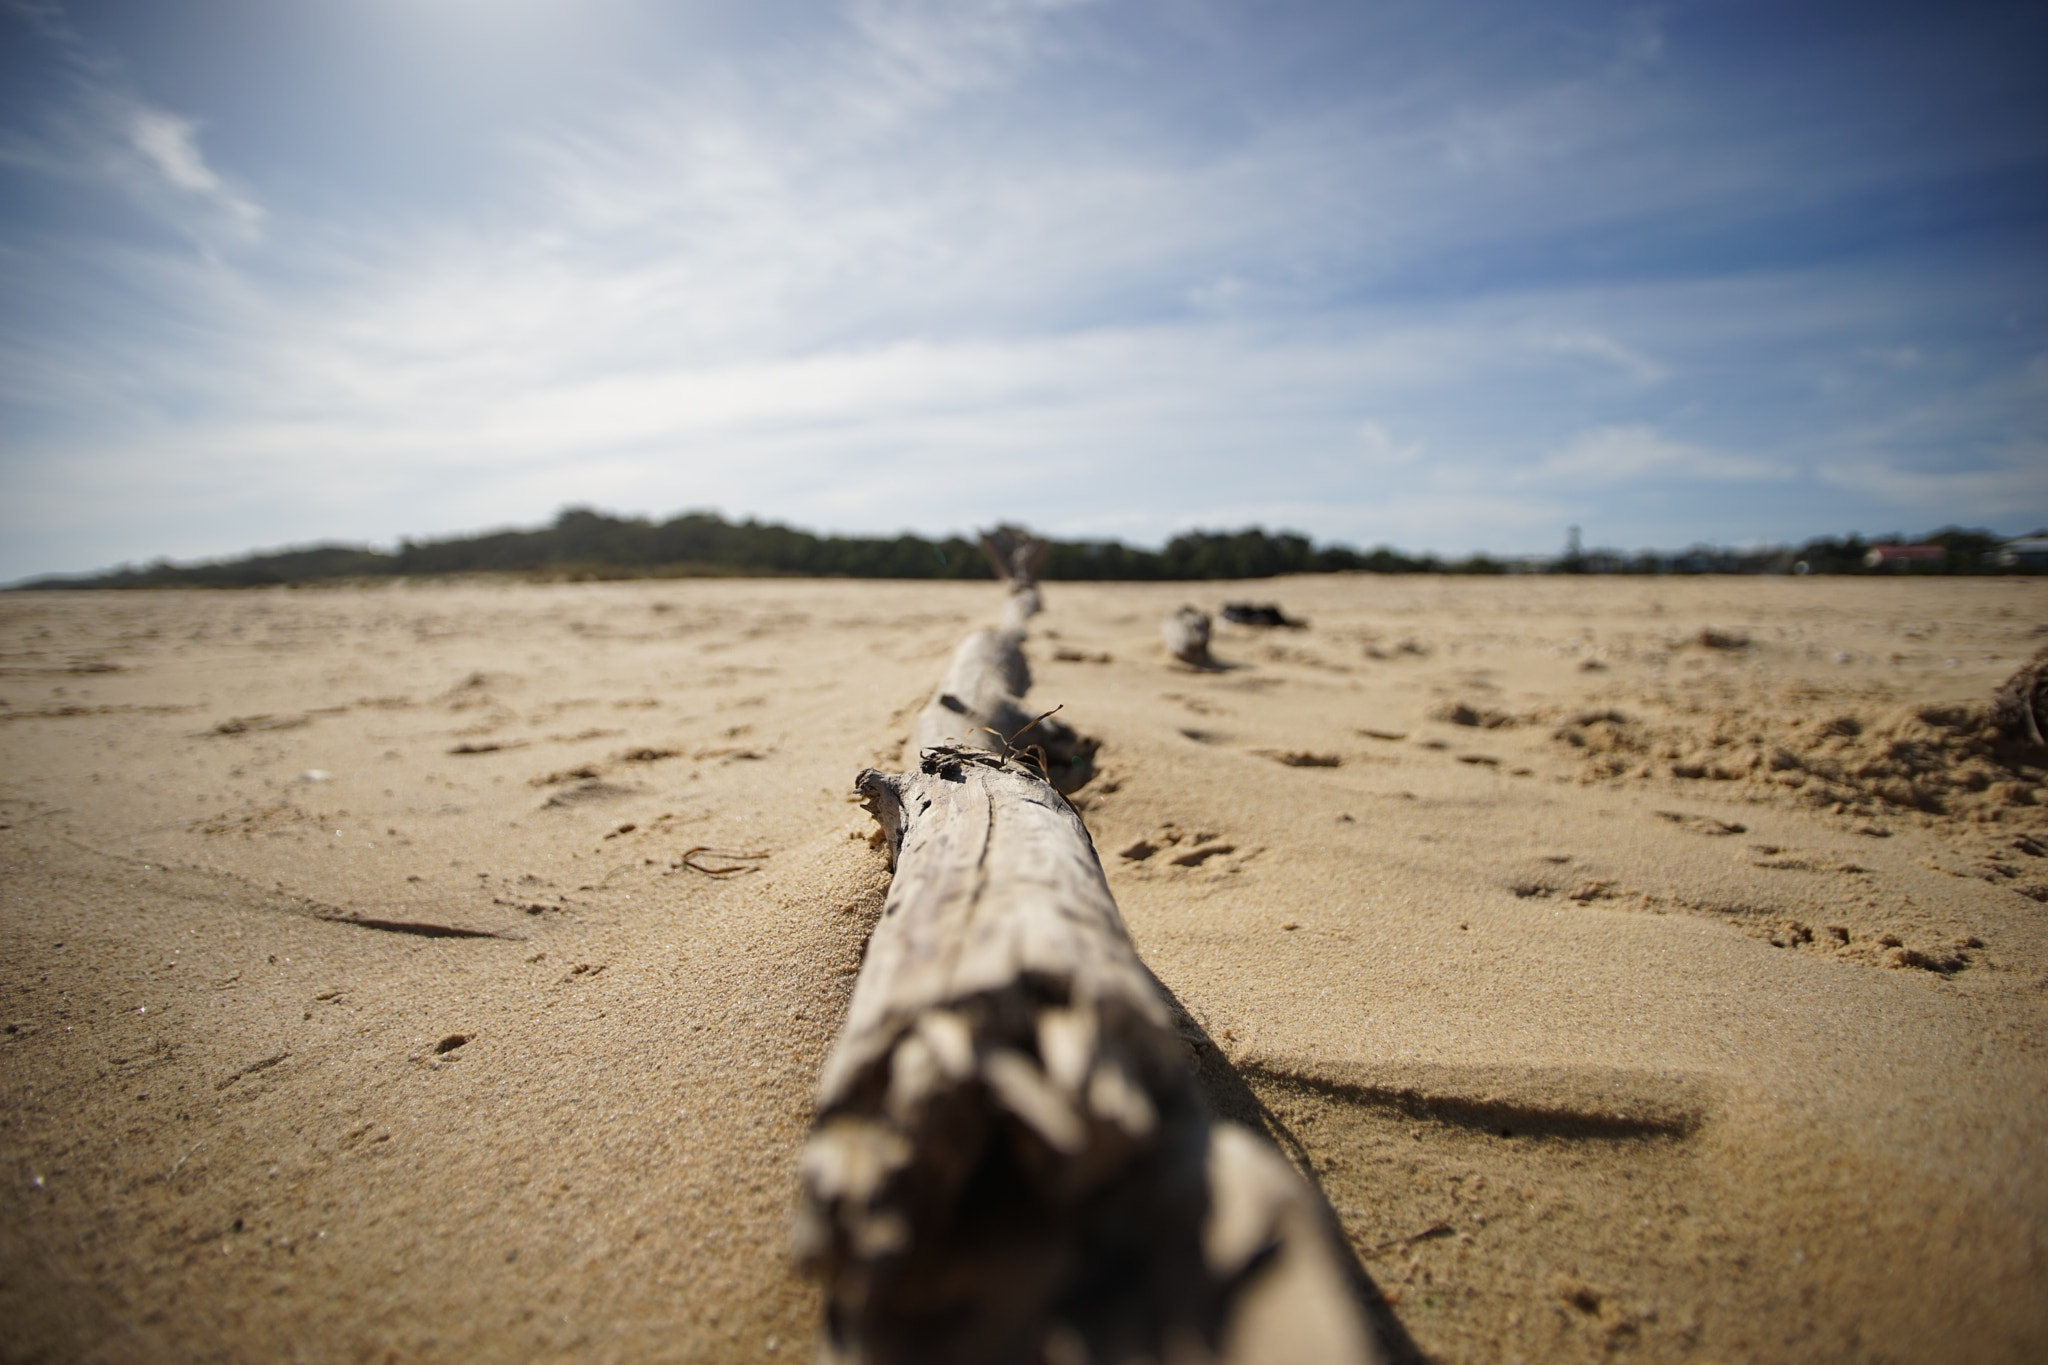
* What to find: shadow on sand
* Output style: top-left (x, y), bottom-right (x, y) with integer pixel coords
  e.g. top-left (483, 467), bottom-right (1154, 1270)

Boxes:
top-left (1150, 972), bottom-right (1429, 1365)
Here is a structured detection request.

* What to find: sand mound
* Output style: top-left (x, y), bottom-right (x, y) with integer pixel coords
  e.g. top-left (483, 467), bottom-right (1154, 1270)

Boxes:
top-left (1537, 643), bottom-right (2048, 906)
top-left (1555, 688), bottom-right (2048, 829)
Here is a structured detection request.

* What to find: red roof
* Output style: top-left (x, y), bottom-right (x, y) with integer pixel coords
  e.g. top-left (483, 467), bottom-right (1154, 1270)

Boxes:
top-left (1864, 544), bottom-right (1947, 564)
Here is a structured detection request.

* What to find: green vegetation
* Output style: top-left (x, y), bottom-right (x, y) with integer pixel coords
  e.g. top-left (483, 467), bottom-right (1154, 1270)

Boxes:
top-left (8, 509), bottom-right (2038, 590)
top-left (9, 507), bottom-right (1506, 589)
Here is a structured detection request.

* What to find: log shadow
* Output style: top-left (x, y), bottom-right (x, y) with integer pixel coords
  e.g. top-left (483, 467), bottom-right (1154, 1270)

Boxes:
top-left (1146, 971), bottom-right (1429, 1365)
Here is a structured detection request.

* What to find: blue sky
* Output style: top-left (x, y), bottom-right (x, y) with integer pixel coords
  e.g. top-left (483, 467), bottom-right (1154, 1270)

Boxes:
top-left (2, 0), bottom-right (2043, 579)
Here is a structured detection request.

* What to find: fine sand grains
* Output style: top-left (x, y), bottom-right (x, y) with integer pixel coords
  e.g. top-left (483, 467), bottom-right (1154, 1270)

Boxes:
top-left (2, 574), bottom-right (2045, 1363)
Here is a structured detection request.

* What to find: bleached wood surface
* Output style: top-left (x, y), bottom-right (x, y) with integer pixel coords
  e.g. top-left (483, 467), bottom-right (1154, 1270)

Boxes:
top-left (797, 540), bottom-right (1378, 1365)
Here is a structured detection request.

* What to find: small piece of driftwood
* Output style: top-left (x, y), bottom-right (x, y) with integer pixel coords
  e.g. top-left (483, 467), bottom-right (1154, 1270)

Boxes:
top-left (1221, 602), bottom-right (1305, 629)
top-left (798, 538), bottom-right (1377, 1365)
top-left (1162, 605), bottom-right (1214, 667)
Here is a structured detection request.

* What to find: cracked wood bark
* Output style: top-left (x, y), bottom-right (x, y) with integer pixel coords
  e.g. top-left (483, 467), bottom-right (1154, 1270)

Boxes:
top-left (797, 539), bottom-right (1378, 1365)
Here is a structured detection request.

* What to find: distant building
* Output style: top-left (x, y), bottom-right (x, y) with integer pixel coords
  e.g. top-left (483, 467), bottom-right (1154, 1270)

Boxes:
top-left (1994, 537), bottom-right (2048, 569)
top-left (1863, 544), bottom-right (1947, 569)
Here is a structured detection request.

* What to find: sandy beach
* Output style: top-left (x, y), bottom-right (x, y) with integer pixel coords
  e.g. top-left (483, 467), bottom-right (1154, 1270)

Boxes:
top-left (3, 572), bottom-right (2044, 1363)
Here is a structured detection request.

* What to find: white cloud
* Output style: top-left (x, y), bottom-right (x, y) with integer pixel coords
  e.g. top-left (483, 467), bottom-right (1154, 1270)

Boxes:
top-left (126, 108), bottom-right (223, 195)
top-left (1355, 421), bottom-right (1424, 468)
top-left (1537, 330), bottom-right (1667, 384)
top-left (117, 103), bottom-right (265, 243)
top-left (1819, 449), bottom-right (2048, 521)
top-left (848, 0), bottom-right (1091, 109)
top-left (1540, 425), bottom-right (1789, 484)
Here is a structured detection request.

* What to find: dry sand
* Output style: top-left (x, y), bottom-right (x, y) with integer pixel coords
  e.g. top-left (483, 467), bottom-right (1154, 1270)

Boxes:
top-left (2, 573), bottom-right (2044, 1364)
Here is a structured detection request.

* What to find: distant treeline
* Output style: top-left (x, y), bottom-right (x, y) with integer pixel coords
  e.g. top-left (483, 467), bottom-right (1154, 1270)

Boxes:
top-left (11, 508), bottom-right (1504, 589)
top-left (1563, 526), bottom-right (2032, 576)
top-left (10, 509), bottom-right (2039, 590)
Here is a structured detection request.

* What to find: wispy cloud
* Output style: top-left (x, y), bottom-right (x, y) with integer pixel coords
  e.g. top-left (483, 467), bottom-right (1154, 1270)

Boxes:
top-left (1540, 425), bottom-right (1790, 484)
top-left (1536, 331), bottom-right (1668, 385)
top-left (1820, 447), bottom-right (2048, 523)
top-left (847, 0), bottom-right (1099, 111)
top-left (0, 0), bottom-right (264, 247)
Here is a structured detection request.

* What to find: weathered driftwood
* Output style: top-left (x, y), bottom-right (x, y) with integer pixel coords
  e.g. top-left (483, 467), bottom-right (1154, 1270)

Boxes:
top-left (1162, 605), bottom-right (1214, 668)
top-left (798, 541), bottom-right (1377, 1365)
top-left (905, 529), bottom-right (1095, 792)
top-left (1991, 643), bottom-right (2048, 750)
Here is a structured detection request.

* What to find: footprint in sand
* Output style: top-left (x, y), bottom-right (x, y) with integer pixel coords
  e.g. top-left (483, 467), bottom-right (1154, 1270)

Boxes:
top-left (531, 763), bottom-right (601, 787)
top-left (1117, 824), bottom-right (1245, 868)
top-left (1258, 749), bottom-right (1343, 768)
top-left (1431, 701), bottom-right (1521, 730)
top-left (1654, 810), bottom-right (1747, 836)
top-left (540, 779), bottom-right (638, 808)
top-left (1674, 896), bottom-right (1985, 972)
top-left (1744, 844), bottom-right (1850, 871)
top-left (1508, 876), bottom-right (1622, 903)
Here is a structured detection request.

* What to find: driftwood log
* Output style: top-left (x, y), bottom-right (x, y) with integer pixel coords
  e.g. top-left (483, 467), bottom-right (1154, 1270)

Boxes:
top-left (797, 535), bottom-right (1377, 1364)
top-left (904, 529), bottom-right (1096, 792)
top-left (1162, 605), bottom-right (1214, 668)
